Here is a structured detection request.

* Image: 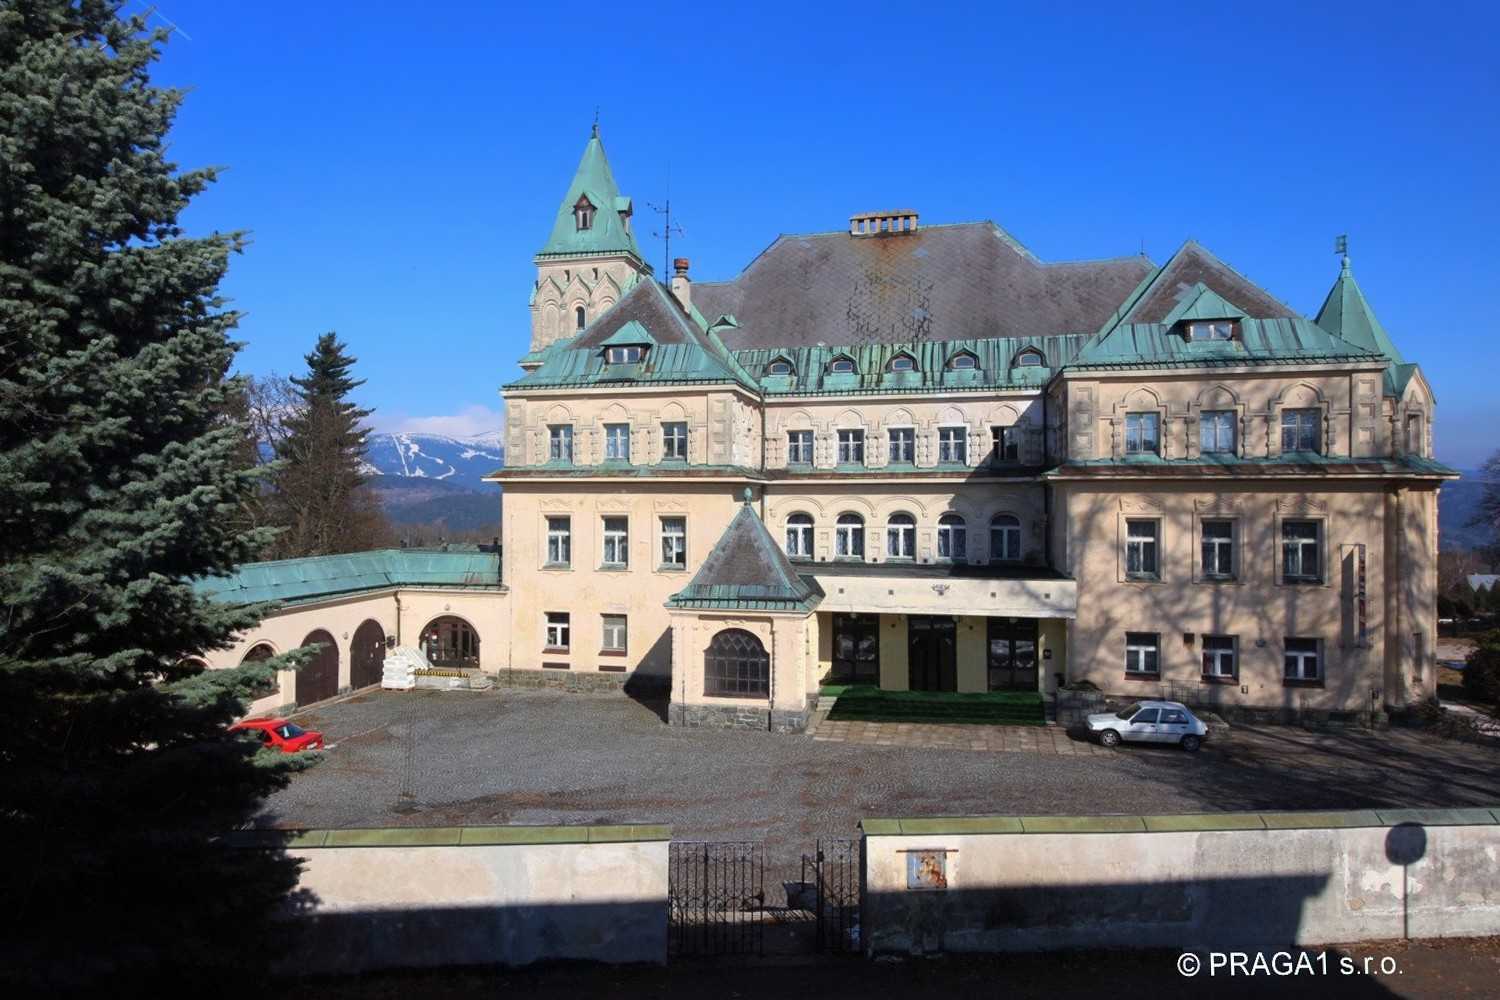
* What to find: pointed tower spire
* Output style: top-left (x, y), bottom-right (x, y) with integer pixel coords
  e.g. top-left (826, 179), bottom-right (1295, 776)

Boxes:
top-left (536, 125), bottom-right (645, 263)
top-left (1314, 252), bottom-right (1403, 365)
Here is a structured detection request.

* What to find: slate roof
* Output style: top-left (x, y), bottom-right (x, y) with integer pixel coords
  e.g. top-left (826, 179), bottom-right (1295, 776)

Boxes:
top-left (195, 548), bottom-right (504, 607)
top-left (536, 126), bottom-right (646, 264)
top-left (1116, 241), bottom-right (1297, 324)
top-left (691, 223), bottom-right (1154, 350)
top-left (666, 498), bottom-right (823, 612)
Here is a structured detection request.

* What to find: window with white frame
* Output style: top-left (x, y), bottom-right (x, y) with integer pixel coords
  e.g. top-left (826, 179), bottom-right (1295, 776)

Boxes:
top-left (787, 430), bottom-right (814, 465)
top-left (829, 357), bottom-right (856, 374)
top-left (1201, 635), bottom-right (1237, 679)
top-left (888, 354), bottom-right (916, 372)
top-left (835, 512), bottom-right (865, 558)
top-left (1200, 519), bottom-right (1234, 579)
top-left (888, 427), bottom-right (915, 464)
top-left (937, 514), bottom-right (967, 560)
top-left (545, 612), bottom-right (570, 650)
top-left (545, 516), bottom-right (571, 566)
top-left (990, 514), bottom-right (1021, 562)
top-left (605, 345), bottom-right (643, 364)
top-left (548, 424), bottom-right (574, 464)
top-left (938, 426), bottom-right (968, 464)
top-left (1281, 408), bottom-right (1321, 453)
top-left (659, 516), bottom-right (686, 569)
top-left (785, 512), bottom-right (814, 558)
top-left (602, 614), bottom-right (627, 653)
top-left (602, 516), bottom-right (629, 567)
top-left (604, 423), bottom-right (630, 462)
top-left (1282, 520), bottom-right (1321, 583)
top-left (662, 421), bottom-right (688, 461)
top-left (767, 359), bottom-right (794, 376)
top-left (886, 512), bottom-right (916, 559)
top-left (1199, 410), bottom-right (1236, 454)
top-left (1284, 637), bottom-right (1320, 682)
top-left (1014, 348), bottom-right (1044, 367)
top-left (991, 425), bottom-right (1020, 463)
top-left (837, 429), bottom-right (865, 465)
top-left (1124, 412), bottom-right (1160, 455)
top-left (574, 197), bottom-right (594, 231)
top-left (948, 352), bottom-right (978, 370)
top-left (1125, 519), bottom-right (1159, 579)
top-left (1187, 320), bottom-right (1234, 341)
top-left (1125, 632), bottom-right (1160, 675)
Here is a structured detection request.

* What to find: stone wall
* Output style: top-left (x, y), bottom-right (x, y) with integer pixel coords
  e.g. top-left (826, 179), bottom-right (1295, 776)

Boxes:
top-left (667, 701), bottom-right (810, 733)
top-left (492, 666), bottom-right (669, 696)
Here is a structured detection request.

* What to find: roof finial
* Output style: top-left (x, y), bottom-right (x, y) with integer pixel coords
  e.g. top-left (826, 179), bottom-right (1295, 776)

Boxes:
top-left (1335, 233), bottom-right (1349, 272)
top-left (742, 487), bottom-right (753, 505)
top-left (591, 107), bottom-right (599, 138)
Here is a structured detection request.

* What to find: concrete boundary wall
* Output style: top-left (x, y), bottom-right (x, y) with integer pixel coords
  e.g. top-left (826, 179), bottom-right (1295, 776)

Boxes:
top-left (862, 808), bottom-right (1500, 955)
top-left (243, 825), bottom-right (670, 973)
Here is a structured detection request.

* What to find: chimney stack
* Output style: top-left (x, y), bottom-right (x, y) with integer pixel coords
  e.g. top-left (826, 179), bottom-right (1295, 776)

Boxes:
top-left (670, 257), bottom-right (692, 311)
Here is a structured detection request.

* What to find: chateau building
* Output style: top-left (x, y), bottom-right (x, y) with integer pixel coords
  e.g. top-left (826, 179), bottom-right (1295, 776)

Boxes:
top-left (491, 126), bottom-right (1456, 731)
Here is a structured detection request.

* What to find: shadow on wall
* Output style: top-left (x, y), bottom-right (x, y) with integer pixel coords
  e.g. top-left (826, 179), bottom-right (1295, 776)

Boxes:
top-left (625, 628), bottom-right (674, 724)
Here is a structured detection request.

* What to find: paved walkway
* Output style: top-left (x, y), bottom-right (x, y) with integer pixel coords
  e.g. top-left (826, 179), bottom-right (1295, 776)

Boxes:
top-left (811, 717), bottom-right (1113, 754)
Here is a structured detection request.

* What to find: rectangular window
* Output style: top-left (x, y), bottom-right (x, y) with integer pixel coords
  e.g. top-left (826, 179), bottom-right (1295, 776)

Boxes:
top-left (1281, 408), bottom-right (1321, 453)
top-left (1125, 519), bottom-right (1159, 580)
top-left (1187, 320), bottom-right (1234, 341)
top-left (604, 423), bottom-right (630, 462)
top-left (1125, 632), bottom-right (1160, 675)
top-left (662, 421), bottom-right (688, 461)
top-left (602, 516), bottom-right (629, 567)
top-left (786, 516), bottom-right (813, 558)
top-left (1200, 519), bottom-right (1234, 579)
top-left (1282, 520), bottom-right (1321, 583)
top-left (1284, 637), bottom-right (1320, 682)
top-left (1201, 635), bottom-right (1237, 679)
top-left (787, 430), bottom-right (814, 465)
top-left (544, 612), bottom-right (570, 651)
top-left (887, 427), bottom-right (915, 464)
top-left (837, 429), bottom-right (865, 465)
top-left (938, 426), bottom-right (968, 465)
top-left (660, 516), bottom-right (686, 569)
top-left (545, 515), bottom-right (571, 566)
top-left (602, 614), bottom-right (627, 653)
top-left (991, 425), bottom-right (1020, 463)
top-left (605, 345), bottom-right (642, 364)
top-left (1405, 414), bottom-right (1422, 455)
top-left (1199, 410), bottom-right (1236, 454)
top-left (548, 424), bottom-right (574, 464)
top-left (1124, 412), bottom-right (1160, 455)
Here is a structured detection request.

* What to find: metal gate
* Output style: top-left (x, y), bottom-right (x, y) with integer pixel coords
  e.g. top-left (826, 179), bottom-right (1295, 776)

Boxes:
top-left (668, 841), bottom-right (765, 957)
top-left (802, 838), bottom-right (861, 953)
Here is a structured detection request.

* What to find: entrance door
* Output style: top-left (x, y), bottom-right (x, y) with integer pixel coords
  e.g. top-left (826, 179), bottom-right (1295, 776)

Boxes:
top-left (908, 616), bottom-right (956, 692)
top-left (986, 617), bottom-right (1040, 691)
top-left (832, 614), bottom-right (880, 684)
top-left (296, 629), bottom-right (339, 706)
top-left (350, 619), bottom-right (386, 689)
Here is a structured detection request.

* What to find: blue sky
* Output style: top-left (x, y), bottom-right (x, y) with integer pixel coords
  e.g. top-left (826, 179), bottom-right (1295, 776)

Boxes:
top-left (148, 1), bottom-right (1498, 465)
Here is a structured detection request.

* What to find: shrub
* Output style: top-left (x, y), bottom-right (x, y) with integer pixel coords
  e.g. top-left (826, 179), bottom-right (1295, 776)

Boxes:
top-left (1463, 632), bottom-right (1500, 707)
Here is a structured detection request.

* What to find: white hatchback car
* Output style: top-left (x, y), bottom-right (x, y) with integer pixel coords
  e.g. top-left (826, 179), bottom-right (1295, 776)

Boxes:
top-left (1086, 700), bottom-right (1208, 752)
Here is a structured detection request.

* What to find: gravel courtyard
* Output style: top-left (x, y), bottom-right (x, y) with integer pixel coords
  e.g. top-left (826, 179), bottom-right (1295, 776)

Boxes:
top-left (261, 688), bottom-right (1500, 869)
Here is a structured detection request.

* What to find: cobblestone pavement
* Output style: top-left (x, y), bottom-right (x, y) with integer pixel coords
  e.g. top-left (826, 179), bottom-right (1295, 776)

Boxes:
top-left (811, 718), bottom-right (1115, 754)
top-left (268, 687), bottom-right (1500, 871)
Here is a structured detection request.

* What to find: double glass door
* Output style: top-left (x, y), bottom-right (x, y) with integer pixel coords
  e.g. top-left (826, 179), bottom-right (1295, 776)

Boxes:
top-left (908, 616), bottom-right (957, 692)
top-left (832, 614), bottom-right (880, 684)
top-left (987, 617), bottom-right (1039, 691)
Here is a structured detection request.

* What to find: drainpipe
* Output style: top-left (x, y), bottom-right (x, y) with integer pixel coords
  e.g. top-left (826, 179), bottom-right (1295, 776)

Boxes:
top-left (393, 591), bottom-right (402, 645)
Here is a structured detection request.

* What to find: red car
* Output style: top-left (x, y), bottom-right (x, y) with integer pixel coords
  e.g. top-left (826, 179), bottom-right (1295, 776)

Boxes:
top-left (231, 718), bottom-right (324, 753)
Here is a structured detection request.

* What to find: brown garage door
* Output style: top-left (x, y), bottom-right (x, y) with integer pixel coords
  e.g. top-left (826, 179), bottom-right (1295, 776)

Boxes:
top-left (350, 619), bottom-right (386, 689)
top-left (296, 629), bottom-right (339, 706)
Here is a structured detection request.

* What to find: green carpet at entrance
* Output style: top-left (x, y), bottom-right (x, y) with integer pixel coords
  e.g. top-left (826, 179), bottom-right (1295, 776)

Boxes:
top-left (823, 685), bottom-right (1045, 726)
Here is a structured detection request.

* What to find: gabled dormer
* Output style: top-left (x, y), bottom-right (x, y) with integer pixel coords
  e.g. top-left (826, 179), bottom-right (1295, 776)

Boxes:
top-left (886, 351), bottom-right (918, 373)
top-left (1160, 283), bottom-right (1249, 342)
top-left (764, 355), bottom-right (796, 377)
top-left (599, 320), bottom-right (655, 365)
top-left (573, 195), bottom-right (595, 231)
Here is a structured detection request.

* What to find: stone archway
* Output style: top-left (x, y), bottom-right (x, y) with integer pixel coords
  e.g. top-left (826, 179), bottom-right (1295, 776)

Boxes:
top-left (296, 629), bottom-right (339, 706)
top-left (421, 615), bottom-right (480, 668)
top-left (350, 619), bottom-right (386, 689)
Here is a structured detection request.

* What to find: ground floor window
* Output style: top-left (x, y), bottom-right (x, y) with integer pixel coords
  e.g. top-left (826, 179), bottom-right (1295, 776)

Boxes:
top-left (1124, 632), bottom-right (1159, 675)
top-left (1201, 634), bottom-right (1237, 680)
top-left (704, 628), bottom-right (769, 698)
top-left (1284, 637), bottom-right (1320, 682)
top-left (423, 616), bottom-right (480, 667)
top-left (545, 612), bottom-right (570, 651)
top-left (602, 614), bottom-right (627, 653)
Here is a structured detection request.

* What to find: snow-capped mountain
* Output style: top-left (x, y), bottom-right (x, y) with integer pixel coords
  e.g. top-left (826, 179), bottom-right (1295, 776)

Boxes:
top-left (362, 432), bottom-right (505, 492)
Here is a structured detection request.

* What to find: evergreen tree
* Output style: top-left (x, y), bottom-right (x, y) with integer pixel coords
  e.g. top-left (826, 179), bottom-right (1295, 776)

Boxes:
top-left (265, 332), bottom-right (393, 558)
top-left (0, 1), bottom-right (304, 987)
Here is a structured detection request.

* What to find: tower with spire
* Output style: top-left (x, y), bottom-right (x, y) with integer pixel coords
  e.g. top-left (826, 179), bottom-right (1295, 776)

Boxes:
top-left (528, 124), bottom-right (652, 352)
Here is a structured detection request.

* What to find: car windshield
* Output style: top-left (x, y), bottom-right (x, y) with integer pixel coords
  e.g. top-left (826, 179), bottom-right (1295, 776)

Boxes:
top-left (1115, 703), bottom-right (1143, 720)
top-left (275, 723), bottom-right (305, 739)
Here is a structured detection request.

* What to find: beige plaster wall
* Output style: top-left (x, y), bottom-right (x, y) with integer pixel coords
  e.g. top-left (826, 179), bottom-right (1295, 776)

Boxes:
top-left (668, 609), bottom-right (811, 712)
top-left (530, 255), bottom-right (645, 351)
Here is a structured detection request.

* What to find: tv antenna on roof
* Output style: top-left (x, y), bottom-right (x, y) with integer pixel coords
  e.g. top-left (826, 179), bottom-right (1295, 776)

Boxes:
top-left (649, 168), bottom-right (684, 280)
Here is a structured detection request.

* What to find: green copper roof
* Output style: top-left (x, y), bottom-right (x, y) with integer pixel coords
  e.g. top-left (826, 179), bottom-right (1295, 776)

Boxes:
top-left (598, 320), bottom-right (656, 347)
top-left (667, 496), bottom-right (823, 612)
top-left (195, 548), bottom-right (503, 606)
top-left (1159, 283), bottom-right (1248, 327)
top-left (1314, 256), bottom-right (1408, 395)
top-left (1049, 453), bottom-right (1458, 479)
top-left (536, 126), bottom-right (645, 262)
top-left (1070, 316), bottom-right (1382, 369)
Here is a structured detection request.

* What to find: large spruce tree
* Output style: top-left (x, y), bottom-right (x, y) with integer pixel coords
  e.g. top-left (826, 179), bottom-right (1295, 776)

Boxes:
top-left (0, 1), bottom-right (303, 987)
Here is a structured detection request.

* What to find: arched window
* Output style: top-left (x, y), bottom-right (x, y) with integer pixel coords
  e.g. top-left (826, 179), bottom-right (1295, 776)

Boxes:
top-left (990, 514), bottom-right (1022, 562)
top-left (937, 514), bottom-right (967, 560)
top-left (240, 642), bottom-right (276, 665)
top-left (1014, 348), bottom-right (1044, 368)
top-left (948, 351), bottom-right (978, 370)
top-left (887, 354), bottom-right (916, 373)
top-left (785, 512), bottom-right (814, 559)
top-left (422, 616), bottom-right (480, 668)
top-left (767, 359), bottom-right (794, 376)
top-left (574, 197), bottom-right (595, 231)
top-left (704, 628), bottom-right (769, 698)
top-left (575, 305), bottom-right (586, 331)
top-left (835, 512), bottom-right (865, 559)
top-left (828, 357), bottom-right (856, 374)
top-left (886, 512), bottom-right (916, 559)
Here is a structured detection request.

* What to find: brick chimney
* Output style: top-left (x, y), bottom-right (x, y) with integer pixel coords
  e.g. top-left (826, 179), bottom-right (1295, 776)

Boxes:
top-left (670, 257), bottom-right (692, 311)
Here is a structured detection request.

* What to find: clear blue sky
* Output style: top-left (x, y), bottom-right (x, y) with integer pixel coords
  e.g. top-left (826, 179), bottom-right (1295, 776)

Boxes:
top-left (147, 1), bottom-right (1498, 465)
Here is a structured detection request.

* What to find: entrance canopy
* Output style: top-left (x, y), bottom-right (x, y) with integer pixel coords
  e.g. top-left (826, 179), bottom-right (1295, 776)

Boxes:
top-left (810, 562), bottom-right (1076, 619)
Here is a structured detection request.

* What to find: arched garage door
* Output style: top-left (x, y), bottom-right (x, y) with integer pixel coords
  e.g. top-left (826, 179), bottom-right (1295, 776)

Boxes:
top-left (350, 619), bottom-right (386, 689)
top-left (296, 629), bottom-right (339, 706)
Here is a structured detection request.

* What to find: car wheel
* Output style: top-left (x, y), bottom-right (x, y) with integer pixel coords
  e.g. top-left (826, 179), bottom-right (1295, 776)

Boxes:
top-left (1181, 735), bottom-right (1202, 753)
top-left (1099, 729), bottom-right (1121, 748)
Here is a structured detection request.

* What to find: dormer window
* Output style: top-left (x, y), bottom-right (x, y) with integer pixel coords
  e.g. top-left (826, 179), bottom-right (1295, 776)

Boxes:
top-left (1187, 320), bottom-right (1234, 341)
top-left (887, 353), bottom-right (916, 373)
top-left (1013, 348), bottom-right (1044, 368)
top-left (574, 196), bottom-right (595, 231)
top-left (766, 359), bottom-right (795, 376)
top-left (828, 357), bottom-right (856, 374)
top-left (947, 352), bottom-right (978, 370)
top-left (605, 345), bottom-right (644, 364)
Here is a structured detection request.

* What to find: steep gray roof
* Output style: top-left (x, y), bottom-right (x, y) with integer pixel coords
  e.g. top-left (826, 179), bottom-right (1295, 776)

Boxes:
top-left (666, 499), bottom-right (823, 612)
top-left (692, 222), bottom-right (1153, 350)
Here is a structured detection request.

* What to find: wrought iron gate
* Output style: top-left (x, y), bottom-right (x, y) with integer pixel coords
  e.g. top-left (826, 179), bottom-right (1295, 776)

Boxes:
top-left (802, 838), bottom-right (860, 953)
top-left (668, 841), bottom-right (765, 957)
